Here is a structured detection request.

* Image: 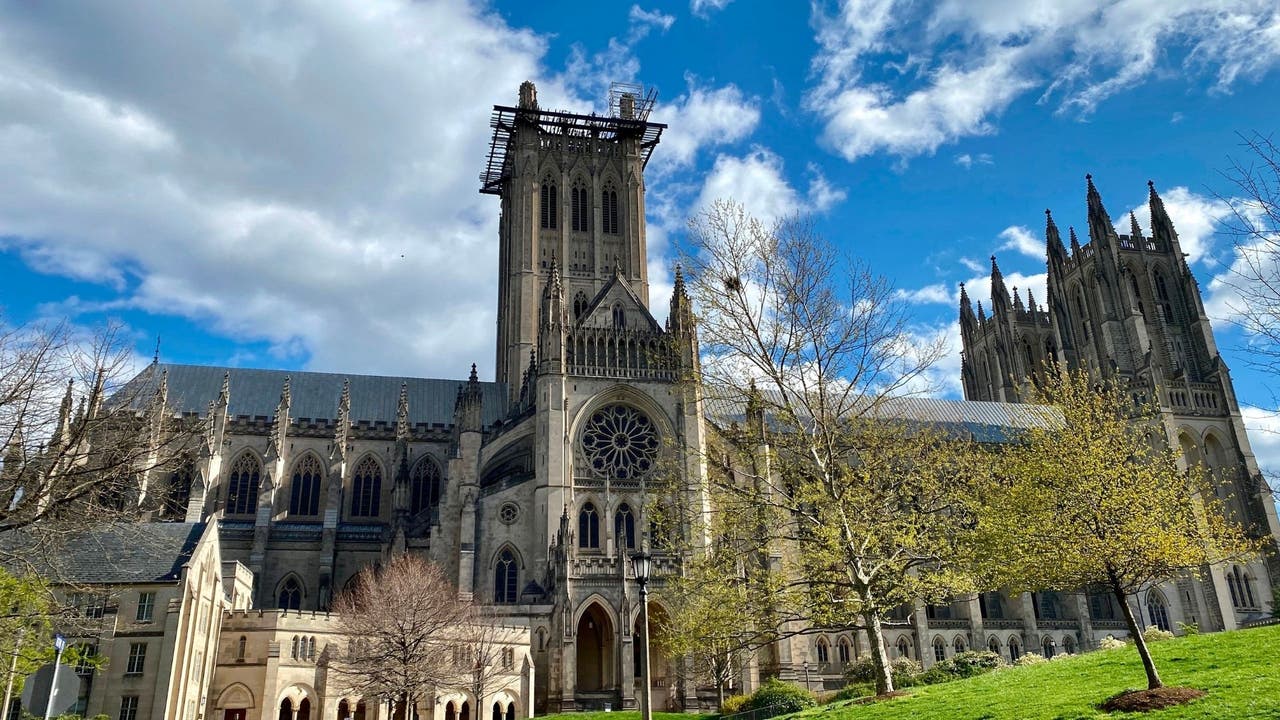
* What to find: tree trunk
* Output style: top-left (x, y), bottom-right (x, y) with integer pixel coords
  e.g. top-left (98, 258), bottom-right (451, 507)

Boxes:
top-left (863, 610), bottom-right (895, 695)
top-left (1112, 583), bottom-right (1163, 690)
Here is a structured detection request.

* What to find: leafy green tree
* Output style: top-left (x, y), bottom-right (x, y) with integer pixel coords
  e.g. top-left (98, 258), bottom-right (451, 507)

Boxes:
top-left (978, 368), bottom-right (1259, 690)
top-left (0, 568), bottom-right (55, 714)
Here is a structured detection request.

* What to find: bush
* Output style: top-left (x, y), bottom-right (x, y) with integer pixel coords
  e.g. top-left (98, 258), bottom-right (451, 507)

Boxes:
top-left (1014, 652), bottom-right (1047, 666)
top-left (746, 678), bottom-right (815, 715)
top-left (1143, 625), bottom-right (1175, 643)
top-left (720, 694), bottom-right (749, 715)
top-left (832, 682), bottom-right (874, 701)
top-left (1176, 621), bottom-right (1199, 636)
top-left (930, 650), bottom-right (1004, 679)
top-left (843, 656), bottom-right (923, 686)
top-left (1099, 635), bottom-right (1127, 650)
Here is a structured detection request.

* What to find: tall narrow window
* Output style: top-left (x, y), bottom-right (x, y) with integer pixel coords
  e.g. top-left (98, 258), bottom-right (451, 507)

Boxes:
top-left (1146, 590), bottom-right (1171, 632)
top-left (136, 592), bottom-right (155, 623)
top-left (896, 637), bottom-right (911, 659)
top-left (495, 549), bottom-right (518, 604)
top-left (1008, 636), bottom-right (1022, 661)
top-left (119, 696), bottom-right (139, 720)
top-left (573, 291), bottom-right (589, 320)
top-left (578, 502), bottom-right (600, 549)
top-left (237, 636), bottom-right (247, 661)
top-left (837, 637), bottom-right (852, 664)
top-left (410, 458), bottom-right (442, 516)
top-left (126, 643), bottom-right (147, 675)
top-left (614, 504), bottom-right (636, 550)
top-left (571, 185), bottom-right (589, 232)
top-left (540, 182), bottom-right (558, 229)
top-left (933, 637), bottom-right (946, 662)
top-left (350, 457), bottom-right (382, 518)
top-left (165, 464), bottom-right (194, 518)
top-left (612, 304), bottom-right (626, 329)
top-left (289, 455), bottom-right (323, 516)
top-left (278, 577), bottom-right (303, 611)
top-left (602, 189), bottom-right (619, 234)
top-left (816, 638), bottom-right (829, 664)
top-left (226, 453), bottom-right (261, 515)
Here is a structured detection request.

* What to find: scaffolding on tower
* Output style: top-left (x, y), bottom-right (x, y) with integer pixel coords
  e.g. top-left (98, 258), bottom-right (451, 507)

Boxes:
top-left (480, 82), bottom-right (666, 195)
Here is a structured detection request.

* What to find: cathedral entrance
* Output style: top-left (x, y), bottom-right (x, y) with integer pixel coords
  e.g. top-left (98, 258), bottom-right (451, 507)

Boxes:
top-left (576, 603), bottom-right (615, 692)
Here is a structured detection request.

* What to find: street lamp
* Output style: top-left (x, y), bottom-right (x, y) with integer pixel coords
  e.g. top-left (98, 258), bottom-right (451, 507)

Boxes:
top-left (802, 661), bottom-right (810, 691)
top-left (631, 552), bottom-right (652, 720)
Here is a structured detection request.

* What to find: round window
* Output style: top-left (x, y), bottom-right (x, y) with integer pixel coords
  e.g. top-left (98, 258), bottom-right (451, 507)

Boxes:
top-left (499, 503), bottom-right (519, 524)
top-left (580, 404), bottom-right (659, 480)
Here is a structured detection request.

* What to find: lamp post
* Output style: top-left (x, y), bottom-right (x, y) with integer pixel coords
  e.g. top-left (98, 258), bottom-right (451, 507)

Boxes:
top-left (802, 661), bottom-right (810, 691)
top-left (631, 552), bottom-right (652, 720)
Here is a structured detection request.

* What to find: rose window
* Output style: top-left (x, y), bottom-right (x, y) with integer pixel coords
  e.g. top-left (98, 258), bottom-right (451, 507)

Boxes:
top-left (581, 405), bottom-right (659, 480)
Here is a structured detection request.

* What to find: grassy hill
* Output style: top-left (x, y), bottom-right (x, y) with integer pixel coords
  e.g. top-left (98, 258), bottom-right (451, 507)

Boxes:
top-left (791, 623), bottom-right (1280, 719)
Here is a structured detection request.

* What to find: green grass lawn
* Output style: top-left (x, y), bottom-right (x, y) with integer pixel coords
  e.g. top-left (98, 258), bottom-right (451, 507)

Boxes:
top-left (539, 712), bottom-right (710, 720)
top-left (790, 623), bottom-right (1280, 720)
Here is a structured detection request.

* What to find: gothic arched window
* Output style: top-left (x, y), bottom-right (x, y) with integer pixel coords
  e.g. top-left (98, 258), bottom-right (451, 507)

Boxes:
top-left (278, 577), bottom-right (302, 611)
top-left (602, 189), bottom-right (619, 235)
top-left (1146, 590), bottom-right (1171, 632)
top-left (226, 453), bottom-right (261, 515)
top-left (987, 636), bottom-right (1000, 655)
top-left (614, 503), bottom-right (636, 550)
top-left (933, 637), bottom-right (946, 662)
top-left (612, 304), bottom-right (626, 329)
top-left (1154, 270), bottom-right (1173, 320)
top-left (896, 637), bottom-right (911, 659)
top-left (953, 636), bottom-right (966, 654)
top-left (540, 181), bottom-right (558, 229)
top-left (578, 502), bottom-right (600, 549)
top-left (289, 455), bottom-right (323, 517)
top-left (1062, 635), bottom-right (1076, 654)
top-left (350, 457), bottom-right (382, 518)
top-left (1008, 636), bottom-right (1022, 661)
top-left (495, 549), bottom-right (517, 604)
top-left (165, 463), bottom-right (194, 518)
top-left (1042, 636), bottom-right (1056, 659)
top-left (410, 458), bottom-right (442, 516)
top-left (1229, 565), bottom-right (1258, 608)
top-left (573, 291), bottom-right (589, 320)
top-left (837, 637), bottom-right (852, 664)
top-left (571, 184), bottom-right (589, 232)
top-left (815, 637), bottom-right (829, 664)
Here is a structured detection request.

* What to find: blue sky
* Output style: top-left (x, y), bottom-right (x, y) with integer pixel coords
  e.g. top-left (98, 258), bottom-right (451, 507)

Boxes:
top-left (3, 0), bottom-right (1280, 461)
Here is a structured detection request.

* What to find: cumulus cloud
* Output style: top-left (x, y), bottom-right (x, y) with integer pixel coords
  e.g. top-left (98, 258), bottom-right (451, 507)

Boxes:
top-left (651, 77), bottom-right (761, 171)
top-left (695, 149), bottom-right (847, 223)
top-left (954, 152), bottom-right (993, 169)
top-left (690, 0), bottom-right (735, 18)
top-left (997, 225), bottom-right (1041, 259)
top-left (1126, 185), bottom-right (1233, 266)
top-left (0, 1), bottom-right (731, 379)
top-left (807, 0), bottom-right (1280, 160)
top-left (1242, 405), bottom-right (1280, 480)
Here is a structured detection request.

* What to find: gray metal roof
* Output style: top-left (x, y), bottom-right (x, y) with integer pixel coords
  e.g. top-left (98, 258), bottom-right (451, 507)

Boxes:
top-left (122, 363), bottom-right (509, 426)
top-left (4, 522), bottom-right (207, 585)
top-left (703, 391), bottom-right (1060, 443)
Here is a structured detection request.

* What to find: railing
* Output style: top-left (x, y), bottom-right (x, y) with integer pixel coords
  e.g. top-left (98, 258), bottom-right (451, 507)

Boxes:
top-left (1166, 382), bottom-right (1224, 415)
top-left (1037, 619), bottom-right (1080, 630)
top-left (926, 619), bottom-right (970, 629)
top-left (571, 555), bottom-right (620, 577)
top-left (982, 619), bottom-right (1022, 630)
top-left (1090, 619), bottom-right (1126, 630)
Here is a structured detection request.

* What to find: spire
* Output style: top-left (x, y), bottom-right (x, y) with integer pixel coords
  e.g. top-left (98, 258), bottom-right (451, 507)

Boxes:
top-left (396, 381), bottom-right (410, 441)
top-left (217, 371), bottom-right (230, 409)
top-left (1147, 179), bottom-right (1182, 255)
top-left (469, 363), bottom-right (479, 384)
top-left (1045, 209), bottom-right (1067, 259)
top-left (990, 255), bottom-right (1011, 316)
top-left (1069, 226), bottom-right (1082, 255)
top-left (959, 282), bottom-right (975, 329)
top-left (1085, 173), bottom-right (1117, 248)
top-left (1128, 210), bottom-right (1144, 241)
top-left (332, 378), bottom-right (351, 462)
top-left (267, 376), bottom-right (291, 459)
top-left (1012, 286), bottom-right (1025, 314)
top-left (977, 300), bottom-right (986, 323)
top-left (1026, 287), bottom-right (1037, 314)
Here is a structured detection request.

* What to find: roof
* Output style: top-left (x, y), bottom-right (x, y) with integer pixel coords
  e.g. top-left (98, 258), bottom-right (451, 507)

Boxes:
top-left (5, 522), bottom-right (208, 585)
top-left (703, 392), bottom-right (1060, 443)
top-left (119, 363), bottom-right (509, 427)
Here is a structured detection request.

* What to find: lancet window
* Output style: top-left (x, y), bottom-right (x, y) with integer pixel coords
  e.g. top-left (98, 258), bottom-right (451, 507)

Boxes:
top-left (226, 453), bottom-right (261, 515)
top-left (410, 457), bottom-right (442, 516)
top-left (614, 503), bottom-right (635, 550)
top-left (289, 455), bottom-right (322, 516)
top-left (571, 184), bottom-right (589, 232)
top-left (350, 457), bottom-right (382, 518)
top-left (578, 502), bottom-right (600, 549)
top-left (495, 549), bottom-right (518, 604)
top-left (602, 188), bottom-right (619, 235)
top-left (540, 181), bottom-right (558, 229)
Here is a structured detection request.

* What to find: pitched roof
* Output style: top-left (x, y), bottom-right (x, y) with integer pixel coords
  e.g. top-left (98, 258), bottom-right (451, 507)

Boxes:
top-left (119, 363), bottom-right (509, 427)
top-left (703, 391), bottom-right (1060, 443)
top-left (6, 522), bottom-right (208, 585)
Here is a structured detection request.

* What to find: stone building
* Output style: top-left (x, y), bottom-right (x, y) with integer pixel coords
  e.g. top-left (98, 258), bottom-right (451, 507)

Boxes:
top-left (35, 84), bottom-right (1279, 714)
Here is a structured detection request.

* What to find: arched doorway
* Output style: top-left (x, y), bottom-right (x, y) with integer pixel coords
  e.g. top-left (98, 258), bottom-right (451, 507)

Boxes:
top-left (445, 702), bottom-right (456, 720)
top-left (278, 699), bottom-right (292, 720)
top-left (460, 701), bottom-right (471, 720)
top-left (576, 603), bottom-right (615, 692)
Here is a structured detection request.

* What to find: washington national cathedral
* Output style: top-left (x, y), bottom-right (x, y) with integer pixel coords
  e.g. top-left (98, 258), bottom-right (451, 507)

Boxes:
top-left (30, 83), bottom-right (1280, 720)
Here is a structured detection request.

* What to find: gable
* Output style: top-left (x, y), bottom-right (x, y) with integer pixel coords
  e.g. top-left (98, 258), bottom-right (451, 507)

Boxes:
top-left (576, 273), bottom-right (662, 333)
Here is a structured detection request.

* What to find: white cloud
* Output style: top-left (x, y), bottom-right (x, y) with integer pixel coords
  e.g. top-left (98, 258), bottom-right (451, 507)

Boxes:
top-left (807, 0), bottom-right (1280, 160)
top-left (690, 0), bottom-right (735, 18)
top-left (954, 152), bottom-right (993, 169)
top-left (695, 149), bottom-right (847, 224)
top-left (1126, 186), bottom-right (1232, 266)
top-left (651, 77), bottom-right (761, 170)
top-left (629, 6), bottom-right (675, 32)
top-left (895, 284), bottom-right (952, 305)
top-left (997, 225), bottom-right (1041, 259)
top-left (1242, 405), bottom-right (1280, 480)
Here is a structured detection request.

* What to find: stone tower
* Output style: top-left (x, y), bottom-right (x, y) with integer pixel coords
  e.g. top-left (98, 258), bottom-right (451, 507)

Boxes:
top-left (961, 176), bottom-right (1280, 630)
top-left (483, 81), bottom-right (665, 399)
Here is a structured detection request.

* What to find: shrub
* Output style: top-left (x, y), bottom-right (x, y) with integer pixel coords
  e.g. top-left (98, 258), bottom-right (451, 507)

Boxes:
top-left (832, 682), bottom-right (874, 701)
top-left (1098, 635), bottom-right (1127, 650)
top-left (1176, 621), bottom-right (1199, 636)
top-left (1143, 625), bottom-right (1175, 643)
top-left (1014, 652), bottom-right (1047, 666)
top-left (931, 650), bottom-right (1004, 679)
top-left (746, 678), bottom-right (815, 715)
top-left (720, 694), bottom-right (749, 715)
top-left (843, 656), bottom-right (923, 686)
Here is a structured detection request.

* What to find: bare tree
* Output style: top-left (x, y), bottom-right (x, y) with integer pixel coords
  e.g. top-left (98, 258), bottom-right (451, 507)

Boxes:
top-left (1220, 132), bottom-right (1280, 392)
top-left (454, 617), bottom-right (521, 718)
top-left (0, 316), bottom-right (190, 567)
top-left (664, 201), bottom-right (986, 696)
top-left (332, 554), bottom-right (473, 717)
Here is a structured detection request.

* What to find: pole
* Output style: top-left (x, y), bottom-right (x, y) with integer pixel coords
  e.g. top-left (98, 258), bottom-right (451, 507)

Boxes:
top-left (639, 583), bottom-right (652, 720)
top-left (43, 634), bottom-right (66, 720)
top-left (1, 629), bottom-right (22, 720)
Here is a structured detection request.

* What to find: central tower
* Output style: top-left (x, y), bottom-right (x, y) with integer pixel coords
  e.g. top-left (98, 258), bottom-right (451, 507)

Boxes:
top-left (482, 81), bottom-right (666, 397)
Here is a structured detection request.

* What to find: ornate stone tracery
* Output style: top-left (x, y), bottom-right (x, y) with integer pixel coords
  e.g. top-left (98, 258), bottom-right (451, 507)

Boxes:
top-left (579, 404), bottom-right (659, 480)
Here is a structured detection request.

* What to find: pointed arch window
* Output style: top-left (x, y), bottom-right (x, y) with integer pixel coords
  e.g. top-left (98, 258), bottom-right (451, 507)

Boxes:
top-left (578, 502), bottom-right (600, 549)
top-left (1008, 636), bottom-right (1022, 661)
top-left (896, 637), bottom-right (911, 659)
top-left (815, 637), bottom-right (829, 664)
top-left (1146, 590), bottom-right (1171, 632)
top-left (1154, 270), bottom-right (1173, 320)
top-left (289, 455), bottom-right (323, 516)
top-left (495, 549), bottom-right (518, 604)
top-left (350, 457), bottom-right (382, 518)
top-left (410, 458), bottom-right (442, 516)
top-left (571, 184), bottom-right (589, 232)
top-left (278, 577), bottom-right (302, 611)
top-left (986, 636), bottom-right (1000, 655)
top-left (165, 463), bottom-right (194, 518)
top-left (540, 181), bottom-right (558, 229)
top-left (1229, 565), bottom-right (1258, 609)
top-left (612, 304), bottom-right (626, 329)
top-left (1062, 635), bottom-right (1076, 654)
top-left (602, 189), bottom-right (619, 235)
top-left (227, 454), bottom-right (261, 515)
top-left (933, 637), bottom-right (946, 662)
top-left (1042, 636), bottom-right (1056, 659)
top-left (614, 503), bottom-right (636, 550)
top-left (573, 291), bottom-right (589, 320)
top-left (837, 637), bottom-right (852, 664)
top-left (953, 636), bottom-right (966, 655)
